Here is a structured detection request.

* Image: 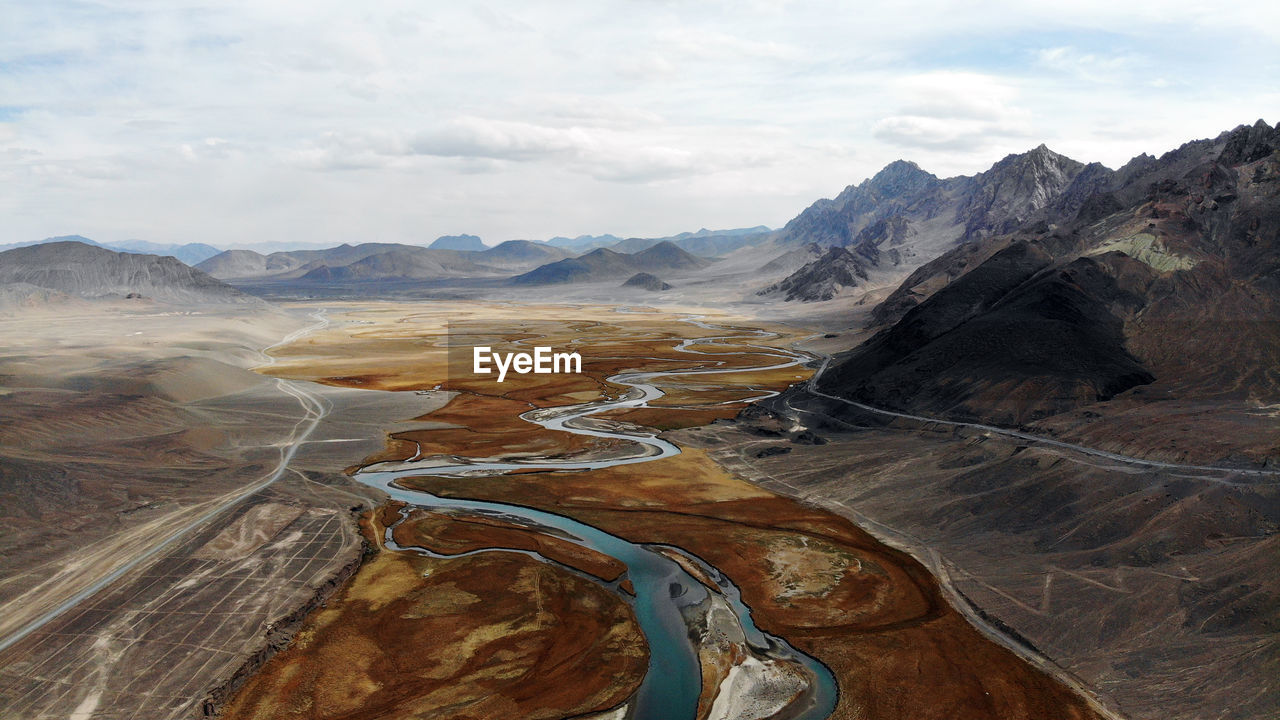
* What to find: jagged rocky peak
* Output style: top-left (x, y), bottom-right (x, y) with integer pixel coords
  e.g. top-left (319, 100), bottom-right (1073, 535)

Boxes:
top-left (862, 159), bottom-right (938, 196)
top-left (1220, 118), bottom-right (1280, 165)
top-left (974, 144), bottom-right (1084, 207)
top-left (777, 159), bottom-right (941, 247)
top-left (757, 245), bottom-right (871, 302)
top-left (958, 143), bottom-right (1086, 237)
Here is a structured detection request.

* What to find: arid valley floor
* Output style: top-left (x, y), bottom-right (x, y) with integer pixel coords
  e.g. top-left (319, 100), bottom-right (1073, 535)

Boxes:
top-left (0, 298), bottom-right (1138, 720)
top-left (4, 283), bottom-right (1268, 720)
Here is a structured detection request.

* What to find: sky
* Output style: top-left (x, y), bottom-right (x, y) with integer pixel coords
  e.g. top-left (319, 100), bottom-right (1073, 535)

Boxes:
top-left (1, 1), bottom-right (1277, 249)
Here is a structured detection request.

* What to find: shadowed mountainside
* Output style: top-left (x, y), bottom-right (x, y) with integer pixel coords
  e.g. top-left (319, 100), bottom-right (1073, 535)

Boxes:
top-left (818, 120), bottom-right (1280, 464)
top-left (622, 272), bottom-right (672, 291)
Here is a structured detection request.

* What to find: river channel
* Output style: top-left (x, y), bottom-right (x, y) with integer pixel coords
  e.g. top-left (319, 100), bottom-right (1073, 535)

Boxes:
top-left (353, 318), bottom-right (838, 720)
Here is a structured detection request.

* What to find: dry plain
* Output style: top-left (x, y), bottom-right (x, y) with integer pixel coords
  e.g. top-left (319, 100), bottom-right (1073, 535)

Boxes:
top-left (0, 298), bottom-right (1138, 720)
top-left (0, 301), bottom-right (430, 719)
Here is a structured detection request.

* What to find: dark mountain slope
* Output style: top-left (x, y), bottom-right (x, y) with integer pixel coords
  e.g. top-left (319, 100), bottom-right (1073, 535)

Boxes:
top-left (819, 243), bottom-right (1156, 424)
top-left (819, 120), bottom-right (1280, 462)
top-left (631, 241), bottom-right (712, 272)
top-left (757, 246), bottom-right (876, 302)
top-left (511, 248), bottom-right (636, 285)
top-left (622, 272), bottom-right (672, 291)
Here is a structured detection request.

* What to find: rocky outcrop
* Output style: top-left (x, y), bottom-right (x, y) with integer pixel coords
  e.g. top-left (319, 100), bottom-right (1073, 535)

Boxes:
top-left (765, 146), bottom-right (1090, 302)
top-left (956, 144), bottom-right (1084, 239)
top-left (776, 160), bottom-right (941, 247)
top-left (622, 272), bottom-right (672, 291)
top-left (757, 246), bottom-right (874, 302)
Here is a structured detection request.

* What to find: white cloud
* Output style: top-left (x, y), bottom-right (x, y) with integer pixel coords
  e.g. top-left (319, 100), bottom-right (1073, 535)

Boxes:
top-left (0, 1), bottom-right (1275, 245)
top-left (873, 72), bottom-right (1033, 152)
top-left (297, 117), bottom-right (780, 184)
top-left (1035, 46), bottom-right (1138, 84)
top-left (408, 118), bottom-right (592, 161)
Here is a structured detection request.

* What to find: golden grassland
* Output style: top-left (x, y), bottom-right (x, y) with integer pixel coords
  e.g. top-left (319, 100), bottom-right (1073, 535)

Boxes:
top-left (222, 505), bottom-right (647, 720)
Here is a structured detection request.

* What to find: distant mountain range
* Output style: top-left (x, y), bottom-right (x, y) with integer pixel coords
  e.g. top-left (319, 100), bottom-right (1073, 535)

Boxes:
top-left (603, 226), bottom-right (772, 256)
top-left (511, 241), bottom-right (711, 285)
top-left (538, 226), bottom-right (771, 256)
top-left (0, 241), bottom-right (249, 305)
top-left (0, 226), bottom-right (775, 286)
top-left (541, 233), bottom-right (625, 251)
top-left (108, 239), bottom-right (223, 265)
top-left (0, 235), bottom-right (223, 266)
top-left (195, 240), bottom-right (574, 282)
top-left (9, 123), bottom-right (1275, 336)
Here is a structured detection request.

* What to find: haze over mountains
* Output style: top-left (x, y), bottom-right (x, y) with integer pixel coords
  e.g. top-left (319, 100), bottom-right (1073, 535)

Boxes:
top-left (0, 235), bottom-right (222, 266)
top-left (168, 130), bottom-right (1271, 310)
top-left (8, 122), bottom-right (1277, 323)
top-left (9, 121), bottom-right (1272, 464)
top-left (194, 240), bottom-right (571, 282)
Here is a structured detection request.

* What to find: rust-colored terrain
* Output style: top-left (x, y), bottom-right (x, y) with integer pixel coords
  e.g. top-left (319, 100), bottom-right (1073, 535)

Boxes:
top-left (227, 303), bottom-right (1106, 720)
top-left (223, 505), bottom-right (647, 720)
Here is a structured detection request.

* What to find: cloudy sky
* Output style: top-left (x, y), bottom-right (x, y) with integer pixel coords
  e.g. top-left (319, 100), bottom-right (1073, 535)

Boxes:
top-left (1, 1), bottom-right (1276, 248)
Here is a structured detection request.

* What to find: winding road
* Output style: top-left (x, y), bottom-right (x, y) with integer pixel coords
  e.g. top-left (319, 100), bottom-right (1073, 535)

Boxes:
top-left (0, 309), bottom-right (333, 655)
top-left (795, 354), bottom-right (1280, 482)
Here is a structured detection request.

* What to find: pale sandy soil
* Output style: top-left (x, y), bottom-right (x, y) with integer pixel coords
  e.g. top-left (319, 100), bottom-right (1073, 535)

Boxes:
top-left (0, 300), bottom-right (437, 719)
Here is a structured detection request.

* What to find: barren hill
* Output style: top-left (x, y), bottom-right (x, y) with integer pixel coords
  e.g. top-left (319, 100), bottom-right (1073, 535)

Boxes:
top-left (512, 241), bottom-right (711, 285)
top-left (0, 241), bottom-right (250, 305)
